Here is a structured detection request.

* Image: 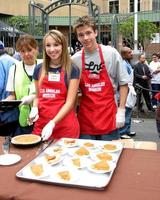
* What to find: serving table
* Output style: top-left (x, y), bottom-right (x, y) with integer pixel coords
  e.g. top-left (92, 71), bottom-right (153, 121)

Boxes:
top-left (0, 137), bottom-right (160, 200)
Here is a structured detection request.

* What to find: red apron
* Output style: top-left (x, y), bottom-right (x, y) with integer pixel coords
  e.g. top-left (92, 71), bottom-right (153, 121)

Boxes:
top-left (33, 69), bottom-right (80, 139)
top-left (78, 45), bottom-right (117, 135)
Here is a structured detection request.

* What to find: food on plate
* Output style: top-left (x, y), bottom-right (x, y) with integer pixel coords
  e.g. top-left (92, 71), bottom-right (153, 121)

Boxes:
top-left (45, 154), bottom-right (56, 163)
top-left (72, 158), bottom-right (80, 167)
top-left (96, 152), bottom-right (112, 161)
top-left (13, 134), bottom-right (40, 144)
top-left (58, 170), bottom-right (71, 181)
top-left (64, 139), bottom-right (76, 146)
top-left (103, 144), bottom-right (117, 151)
top-left (75, 147), bottom-right (89, 156)
top-left (91, 161), bottom-right (110, 171)
top-left (30, 164), bottom-right (43, 176)
top-left (83, 142), bottom-right (94, 148)
top-left (45, 154), bottom-right (60, 164)
top-left (53, 146), bottom-right (63, 154)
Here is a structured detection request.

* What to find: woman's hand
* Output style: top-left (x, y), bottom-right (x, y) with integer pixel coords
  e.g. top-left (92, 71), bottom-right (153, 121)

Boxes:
top-left (28, 106), bottom-right (39, 125)
top-left (41, 120), bottom-right (55, 141)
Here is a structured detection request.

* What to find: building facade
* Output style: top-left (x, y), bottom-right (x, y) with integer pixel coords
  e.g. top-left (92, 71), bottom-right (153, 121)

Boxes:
top-left (0, 0), bottom-right (159, 54)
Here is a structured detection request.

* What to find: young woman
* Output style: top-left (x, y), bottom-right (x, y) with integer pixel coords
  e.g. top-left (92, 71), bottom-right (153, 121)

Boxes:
top-left (29, 30), bottom-right (80, 140)
top-left (6, 34), bottom-right (42, 134)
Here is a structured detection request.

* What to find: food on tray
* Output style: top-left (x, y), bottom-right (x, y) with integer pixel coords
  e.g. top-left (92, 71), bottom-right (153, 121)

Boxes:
top-left (53, 146), bottom-right (63, 154)
top-left (12, 134), bottom-right (40, 145)
top-left (30, 164), bottom-right (43, 176)
top-left (103, 144), bottom-right (117, 151)
top-left (64, 139), bottom-right (76, 145)
top-left (72, 158), bottom-right (80, 167)
top-left (45, 154), bottom-right (60, 164)
top-left (45, 154), bottom-right (56, 163)
top-left (83, 142), bottom-right (94, 148)
top-left (58, 170), bottom-right (71, 181)
top-left (96, 152), bottom-right (112, 161)
top-left (75, 147), bottom-right (89, 156)
top-left (91, 161), bottom-right (110, 171)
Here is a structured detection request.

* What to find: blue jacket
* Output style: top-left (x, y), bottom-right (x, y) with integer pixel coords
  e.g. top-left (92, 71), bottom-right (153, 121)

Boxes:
top-left (0, 53), bottom-right (19, 123)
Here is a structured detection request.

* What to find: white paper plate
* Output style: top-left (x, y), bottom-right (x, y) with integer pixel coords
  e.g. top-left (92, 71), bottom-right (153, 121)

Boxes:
top-left (101, 142), bottom-right (122, 153)
top-left (43, 154), bottom-right (63, 166)
top-left (81, 141), bottom-right (97, 149)
top-left (63, 156), bottom-right (87, 169)
top-left (87, 161), bottom-right (116, 174)
top-left (53, 167), bottom-right (79, 183)
top-left (22, 163), bottom-right (50, 179)
top-left (69, 147), bottom-right (91, 157)
top-left (44, 146), bottom-right (66, 155)
top-left (59, 138), bottom-right (79, 148)
top-left (90, 151), bottom-right (117, 162)
top-left (0, 154), bottom-right (21, 165)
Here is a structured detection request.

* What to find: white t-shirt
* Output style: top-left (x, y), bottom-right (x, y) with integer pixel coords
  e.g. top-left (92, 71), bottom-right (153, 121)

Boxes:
top-left (72, 44), bottom-right (129, 93)
top-left (6, 63), bottom-right (36, 92)
top-left (149, 61), bottom-right (160, 84)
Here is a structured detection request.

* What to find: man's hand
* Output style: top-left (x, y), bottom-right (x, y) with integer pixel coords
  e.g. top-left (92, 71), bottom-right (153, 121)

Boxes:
top-left (116, 108), bottom-right (125, 128)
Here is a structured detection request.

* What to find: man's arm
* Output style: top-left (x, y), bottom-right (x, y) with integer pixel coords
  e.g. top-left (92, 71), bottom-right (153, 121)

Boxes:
top-left (119, 84), bottom-right (128, 108)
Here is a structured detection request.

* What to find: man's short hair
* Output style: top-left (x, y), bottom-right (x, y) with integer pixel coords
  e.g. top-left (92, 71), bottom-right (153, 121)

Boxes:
top-left (73, 15), bottom-right (96, 35)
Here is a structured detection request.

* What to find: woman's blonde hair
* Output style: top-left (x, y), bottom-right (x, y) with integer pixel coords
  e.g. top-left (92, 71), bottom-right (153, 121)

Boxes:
top-left (39, 29), bottom-right (71, 86)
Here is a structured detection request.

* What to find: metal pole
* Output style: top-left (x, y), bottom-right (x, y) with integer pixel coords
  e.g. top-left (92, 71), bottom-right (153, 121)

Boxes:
top-left (69, 0), bottom-right (72, 54)
top-left (28, 1), bottom-right (32, 34)
top-left (134, 0), bottom-right (138, 52)
top-left (13, 25), bottom-right (16, 54)
top-left (87, 0), bottom-right (93, 16)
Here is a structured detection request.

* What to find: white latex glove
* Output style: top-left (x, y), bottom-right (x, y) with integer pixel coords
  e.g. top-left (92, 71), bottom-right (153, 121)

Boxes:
top-left (28, 107), bottom-right (39, 125)
top-left (20, 95), bottom-right (35, 105)
top-left (41, 120), bottom-right (55, 141)
top-left (116, 108), bottom-right (125, 128)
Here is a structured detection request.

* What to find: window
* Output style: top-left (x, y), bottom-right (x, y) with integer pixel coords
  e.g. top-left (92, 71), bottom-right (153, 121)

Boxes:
top-left (153, 0), bottom-right (160, 10)
top-left (130, 0), bottom-right (140, 12)
top-left (109, 0), bottom-right (119, 14)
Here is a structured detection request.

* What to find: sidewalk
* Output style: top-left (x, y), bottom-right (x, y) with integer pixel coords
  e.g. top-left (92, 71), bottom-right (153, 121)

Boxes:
top-left (131, 117), bottom-right (160, 150)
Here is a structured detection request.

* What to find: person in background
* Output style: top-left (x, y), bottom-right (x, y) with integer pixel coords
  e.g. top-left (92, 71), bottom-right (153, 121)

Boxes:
top-left (5, 35), bottom-right (42, 135)
top-left (0, 41), bottom-right (19, 136)
top-left (118, 47), bottom-right (137, 139)
top-left (13, 50), bottom-right (21, 61)
top-left (134, 54), bottom-right (154, 112)
top-left (29, 30), bottom-right (80, 141)
top-left (149, 53), bottom-right (160, 108)
top-left (72, 15), bottom-right (129, 141)
top-left (154, 92), bottom-right (160, 138)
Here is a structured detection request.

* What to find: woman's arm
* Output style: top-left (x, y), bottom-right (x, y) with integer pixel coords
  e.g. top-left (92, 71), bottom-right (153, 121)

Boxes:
top-left (28, 80), bottom-right (39, 124)
top-left (32, 80), bottom-right (39, 107)
top-left (51, 78), bottom-right (80, 124)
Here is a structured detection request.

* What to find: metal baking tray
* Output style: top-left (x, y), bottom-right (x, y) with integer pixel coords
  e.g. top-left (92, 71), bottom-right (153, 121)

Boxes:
top-left (16, 138), bottom-right (123, 190)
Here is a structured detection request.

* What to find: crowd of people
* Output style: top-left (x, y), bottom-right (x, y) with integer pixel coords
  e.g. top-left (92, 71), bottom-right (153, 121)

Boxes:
top-left (0, 15), bottom-right (160, 140)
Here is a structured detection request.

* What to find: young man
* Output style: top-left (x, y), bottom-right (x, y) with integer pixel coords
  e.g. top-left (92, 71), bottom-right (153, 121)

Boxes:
top-left (72, 15), bottom-right (129, 140)
top-left (119, 47), bottom-right (137, 139)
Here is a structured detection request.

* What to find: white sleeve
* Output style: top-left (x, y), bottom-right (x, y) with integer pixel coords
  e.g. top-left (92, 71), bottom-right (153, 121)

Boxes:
top-left (6, 65), bottom-right (15, 92)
